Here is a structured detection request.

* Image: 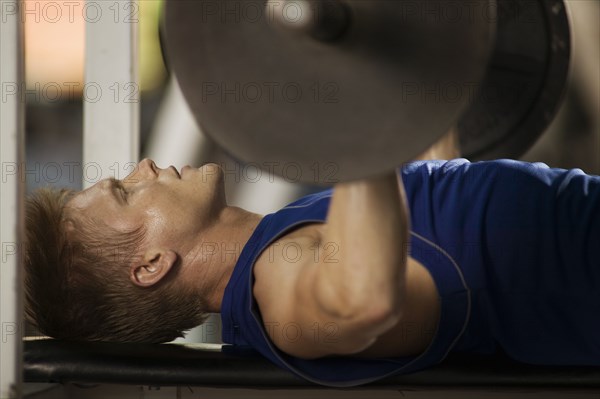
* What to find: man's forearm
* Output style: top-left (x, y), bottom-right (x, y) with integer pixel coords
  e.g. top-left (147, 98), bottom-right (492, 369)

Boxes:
top-left (315, 171), bottom-right (410, 325)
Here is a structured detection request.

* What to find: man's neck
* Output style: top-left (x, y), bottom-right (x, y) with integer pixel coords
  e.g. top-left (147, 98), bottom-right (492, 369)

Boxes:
top-left (183, 206), bottom-right (263, 313)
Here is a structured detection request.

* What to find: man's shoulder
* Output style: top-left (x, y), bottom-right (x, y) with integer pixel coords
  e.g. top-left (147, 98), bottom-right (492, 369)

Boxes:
top-left (251, 223), bottom-right (335, 359)
top-left (252, 223), bottom-right (324, 318)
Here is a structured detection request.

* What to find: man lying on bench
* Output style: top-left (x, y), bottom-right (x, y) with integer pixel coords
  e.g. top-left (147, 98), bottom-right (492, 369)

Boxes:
top-left (24, 132), bottom-right (600, 387)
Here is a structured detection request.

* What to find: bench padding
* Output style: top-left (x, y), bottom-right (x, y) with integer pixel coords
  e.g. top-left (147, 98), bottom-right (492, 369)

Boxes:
top-left (24, 340), bottom-right (600, 389)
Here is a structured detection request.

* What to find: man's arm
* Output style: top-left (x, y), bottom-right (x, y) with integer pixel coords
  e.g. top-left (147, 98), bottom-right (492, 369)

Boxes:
top-left (254, 171), bottom-right (412, 359)
top-left (255, 172), bottom-right (411, 360)
top-left (315, 173), bottom-right (409, 333)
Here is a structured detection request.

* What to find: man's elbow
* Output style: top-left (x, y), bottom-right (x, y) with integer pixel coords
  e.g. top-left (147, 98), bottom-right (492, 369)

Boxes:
top-left (358, 299), bottom-right (403, 334)
top-left (318, 270), bottom-right (404, 322)
top-left (327, 302), bottom-right (402, 357)
top-left (328, 297), bottom-right (403, 347)
top-left (325, 282), bottom-right (404, 330)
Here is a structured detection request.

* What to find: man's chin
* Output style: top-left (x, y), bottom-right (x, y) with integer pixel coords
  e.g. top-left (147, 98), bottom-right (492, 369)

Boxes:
top-left (199, 163), bottom-right (224, 181)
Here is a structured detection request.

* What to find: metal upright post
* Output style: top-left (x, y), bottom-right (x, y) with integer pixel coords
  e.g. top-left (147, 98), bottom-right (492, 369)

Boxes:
top-left (83, 0), bottom-right (139, 188)
top-left (0, 0), bottom-right (25, 398)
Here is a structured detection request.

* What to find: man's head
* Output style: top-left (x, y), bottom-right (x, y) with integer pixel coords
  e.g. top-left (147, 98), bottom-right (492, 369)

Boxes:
top-left (25, 159), bottom-right (226, 342)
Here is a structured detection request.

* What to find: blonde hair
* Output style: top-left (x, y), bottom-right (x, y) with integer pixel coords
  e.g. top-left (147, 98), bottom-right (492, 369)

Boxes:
top-left (24, 187), bottom-right (210, 342)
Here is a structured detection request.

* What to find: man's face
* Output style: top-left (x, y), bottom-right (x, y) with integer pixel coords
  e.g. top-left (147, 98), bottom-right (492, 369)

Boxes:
top-left (66, 158), bottom-right (226, 249)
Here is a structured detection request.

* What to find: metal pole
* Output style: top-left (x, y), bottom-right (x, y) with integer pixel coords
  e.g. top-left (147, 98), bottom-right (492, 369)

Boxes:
top-left (83, 0), bottom-right (139, 188)
top-left (0, 0), bottom-right (25, 397)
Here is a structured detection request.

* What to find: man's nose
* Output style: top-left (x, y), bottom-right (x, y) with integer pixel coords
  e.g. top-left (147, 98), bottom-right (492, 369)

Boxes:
top-left (124, 158), bottom-right (157, 182)
top-left (139, 158), bottom-right (157, 174)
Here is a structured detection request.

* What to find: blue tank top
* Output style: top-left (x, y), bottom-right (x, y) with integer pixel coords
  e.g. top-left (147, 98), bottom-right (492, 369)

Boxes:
top-left (220, 159), bottom-right (600, 387)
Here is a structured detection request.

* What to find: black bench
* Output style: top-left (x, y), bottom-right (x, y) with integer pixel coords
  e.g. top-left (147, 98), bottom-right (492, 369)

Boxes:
top-left (23, 340), bottom-right (600, 390)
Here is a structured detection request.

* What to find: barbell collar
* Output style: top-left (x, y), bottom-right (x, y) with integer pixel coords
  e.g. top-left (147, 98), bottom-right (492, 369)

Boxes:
top-left (266, 0), bottom-right (351, 42)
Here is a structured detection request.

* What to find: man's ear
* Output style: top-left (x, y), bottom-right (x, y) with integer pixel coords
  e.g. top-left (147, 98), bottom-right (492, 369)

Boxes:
top-left (130, 249), bottom-right (178, 287)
